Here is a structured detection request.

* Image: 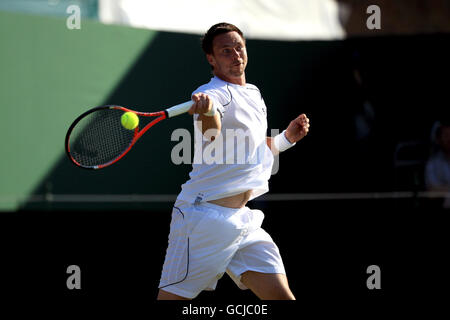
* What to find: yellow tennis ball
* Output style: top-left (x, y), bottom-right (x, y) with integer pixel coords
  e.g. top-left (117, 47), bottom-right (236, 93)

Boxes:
top-left (121, 112), bottom-right (139, 130)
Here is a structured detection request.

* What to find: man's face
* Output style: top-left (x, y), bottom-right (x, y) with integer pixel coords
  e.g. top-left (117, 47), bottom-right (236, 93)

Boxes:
top-left (207, 31), bottom-right (248, 84)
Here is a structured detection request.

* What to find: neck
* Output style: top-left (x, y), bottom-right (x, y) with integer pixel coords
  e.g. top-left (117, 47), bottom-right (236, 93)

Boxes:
top-left (215, 73), bottom-right (246, 86)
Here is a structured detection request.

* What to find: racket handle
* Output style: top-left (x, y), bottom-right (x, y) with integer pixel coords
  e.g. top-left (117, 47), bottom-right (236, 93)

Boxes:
top-left (165, 101), bottom-right (194, 118)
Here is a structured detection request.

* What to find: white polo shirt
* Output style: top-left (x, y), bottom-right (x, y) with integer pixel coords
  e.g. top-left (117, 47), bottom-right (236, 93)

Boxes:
top-left (176, 76), bottom-right (274, 204)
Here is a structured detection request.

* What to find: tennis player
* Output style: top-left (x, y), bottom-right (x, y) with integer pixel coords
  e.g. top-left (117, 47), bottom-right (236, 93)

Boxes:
top-left (158, 23), bottom-right (310, 300)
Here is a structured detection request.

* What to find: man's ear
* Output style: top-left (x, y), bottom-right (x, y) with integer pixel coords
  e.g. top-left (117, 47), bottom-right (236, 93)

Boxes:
top-left (206, 54), bottom-right (215, 68)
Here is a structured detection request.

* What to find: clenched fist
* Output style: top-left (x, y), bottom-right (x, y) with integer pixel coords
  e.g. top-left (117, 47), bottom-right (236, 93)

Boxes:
top-left (285, 114), bottom-right (310, 143)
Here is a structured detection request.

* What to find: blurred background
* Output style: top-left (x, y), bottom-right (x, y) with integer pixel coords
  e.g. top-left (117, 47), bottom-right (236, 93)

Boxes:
top-left (1, 0), bottom-right (449, 306)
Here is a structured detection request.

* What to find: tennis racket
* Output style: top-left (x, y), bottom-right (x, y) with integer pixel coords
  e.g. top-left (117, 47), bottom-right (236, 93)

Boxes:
top-left (65, 101), bottom-right (193, 169)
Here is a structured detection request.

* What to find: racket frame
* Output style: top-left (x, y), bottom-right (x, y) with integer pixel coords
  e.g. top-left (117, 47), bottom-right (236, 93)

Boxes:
top-left (65, 105), bottom-right (166, 170)
top-left (65, 101), bottom-right (194, 169)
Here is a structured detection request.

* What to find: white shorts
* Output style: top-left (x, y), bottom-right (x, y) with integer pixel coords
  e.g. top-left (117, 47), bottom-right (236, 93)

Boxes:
top-left (158, 200), bottom-right (286, 299)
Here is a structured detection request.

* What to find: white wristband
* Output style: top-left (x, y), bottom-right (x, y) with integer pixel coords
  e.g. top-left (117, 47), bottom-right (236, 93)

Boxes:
top-left (203, 101), bottom-right (217, 116)
top-left (274, 130), bottom-right (296, 153)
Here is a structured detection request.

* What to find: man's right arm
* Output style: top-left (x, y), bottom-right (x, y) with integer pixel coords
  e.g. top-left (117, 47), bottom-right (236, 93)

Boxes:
top-left (189, 93), bottom-right (222, 141)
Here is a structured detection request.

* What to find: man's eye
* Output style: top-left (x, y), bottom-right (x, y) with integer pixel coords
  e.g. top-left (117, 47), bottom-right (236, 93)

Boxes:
top-left (223, 49), bottom-right (230, 54)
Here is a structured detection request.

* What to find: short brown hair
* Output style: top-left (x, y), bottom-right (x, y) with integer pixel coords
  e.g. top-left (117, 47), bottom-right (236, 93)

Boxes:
top-left (201, 22), bottom-right (245, 55)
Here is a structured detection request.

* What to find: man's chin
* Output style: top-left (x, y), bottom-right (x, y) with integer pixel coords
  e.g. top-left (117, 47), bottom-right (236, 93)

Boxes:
top-left (230, 69), bottom-right (245, 77)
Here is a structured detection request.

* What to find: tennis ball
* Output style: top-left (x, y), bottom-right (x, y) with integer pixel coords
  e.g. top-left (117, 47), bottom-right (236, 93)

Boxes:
top-left (121, 112), bottom-right (139, 130)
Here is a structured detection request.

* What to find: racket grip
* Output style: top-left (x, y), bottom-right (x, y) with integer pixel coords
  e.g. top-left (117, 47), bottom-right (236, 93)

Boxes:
top-left (165, 101), bottom-right (194, 118)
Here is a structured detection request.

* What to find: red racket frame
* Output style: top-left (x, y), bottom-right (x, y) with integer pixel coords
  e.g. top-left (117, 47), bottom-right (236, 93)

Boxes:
top-left (65, 105), bottom-right (168, 170)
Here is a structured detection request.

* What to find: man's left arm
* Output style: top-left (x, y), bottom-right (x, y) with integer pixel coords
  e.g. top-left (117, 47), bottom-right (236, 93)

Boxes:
top-left (267, 114), bottom-right (310, 154)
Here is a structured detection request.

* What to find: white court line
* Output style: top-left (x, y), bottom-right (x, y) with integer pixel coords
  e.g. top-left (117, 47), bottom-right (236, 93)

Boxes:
top-left (2, 191), bottom-right (449, 204)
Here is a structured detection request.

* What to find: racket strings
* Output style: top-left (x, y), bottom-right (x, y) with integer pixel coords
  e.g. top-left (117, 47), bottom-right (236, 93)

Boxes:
top-left (69, 108), bottom-right (138, 167)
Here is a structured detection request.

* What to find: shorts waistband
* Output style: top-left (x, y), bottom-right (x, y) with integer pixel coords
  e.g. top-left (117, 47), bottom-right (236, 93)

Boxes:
top-left (174, 199), bottom-right (249, 216)
top-left (197, 201), bottom-right (247, 213)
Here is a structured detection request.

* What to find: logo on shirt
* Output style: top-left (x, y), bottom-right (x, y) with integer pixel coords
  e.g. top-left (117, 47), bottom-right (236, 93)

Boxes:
top-left (194, 193), bottom-right (204, 204)
top-left (261, 105), bottom-right (267, 116)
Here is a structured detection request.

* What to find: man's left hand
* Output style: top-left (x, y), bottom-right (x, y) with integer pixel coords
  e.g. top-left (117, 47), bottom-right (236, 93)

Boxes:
top-left (285, 114), bottom-right (310, 143)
